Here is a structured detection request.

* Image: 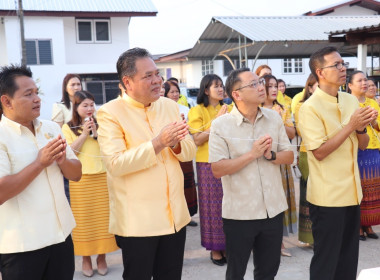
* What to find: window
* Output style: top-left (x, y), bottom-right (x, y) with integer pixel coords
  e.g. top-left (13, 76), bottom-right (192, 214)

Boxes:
top-left (25, 39), bottom-right (53, 65)
top-left (223, 59), bottom-right (238, 77)
top-left (76, 19), bottom-right (111, 43)
top-left (202, 60), bottom-right (214, 76)
top-left (282, 58), bottom-right (303, 74)
top-left (82, 73), bottom-right (119, 104)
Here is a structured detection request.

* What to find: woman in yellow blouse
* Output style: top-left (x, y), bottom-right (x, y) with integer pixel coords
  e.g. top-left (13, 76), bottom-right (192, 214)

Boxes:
top-left (188, 74), bottom-right (233, 266)
top-left (262, 74), bottom-right (297, 257)
top-left (277, 79), bottom-right (292, 113)
top-left (293, 73), bottom-right (318, 246)
top-left (348, 71), bottom-right (380, 240)
top-left (62, 91), bottom-right (118, 277)
top-left (366, 79), bottom-right (380, 106)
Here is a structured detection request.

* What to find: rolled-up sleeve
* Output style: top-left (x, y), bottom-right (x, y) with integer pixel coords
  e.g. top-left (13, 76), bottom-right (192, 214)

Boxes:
top-left (208, 119), bottom-right (229, 163)
top-left (97, 107), bottom-right (158, 177)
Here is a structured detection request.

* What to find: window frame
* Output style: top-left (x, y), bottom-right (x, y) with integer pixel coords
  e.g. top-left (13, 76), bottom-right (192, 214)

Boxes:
top-left (25, 39), bottom-right (53, 65)
top-left (202, 60), bottom-right (214, 76)
top-left (76, 19), bottom-right (111, 44)
top-left (282, 58), bottom-right (304, 75)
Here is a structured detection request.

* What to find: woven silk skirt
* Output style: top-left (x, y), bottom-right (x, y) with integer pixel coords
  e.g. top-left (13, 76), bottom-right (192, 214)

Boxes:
top-left (196, 162), bottom-right (225, 251)
top-left (280, 164), bottom-right (298, 236)
top-left (358, 149), bottom-right (380, 226)
top-left (70, 173), bottom-right (119, 256)
top-left (298, 152), bottom-right (313, 244)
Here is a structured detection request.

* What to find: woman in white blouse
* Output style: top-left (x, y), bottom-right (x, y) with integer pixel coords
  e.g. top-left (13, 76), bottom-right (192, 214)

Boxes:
top-left (52, 74), bottom-right (82, 127)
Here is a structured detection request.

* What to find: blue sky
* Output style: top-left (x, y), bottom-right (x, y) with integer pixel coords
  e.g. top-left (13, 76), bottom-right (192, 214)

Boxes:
top-left (129, 0), bottom-right (346, 54)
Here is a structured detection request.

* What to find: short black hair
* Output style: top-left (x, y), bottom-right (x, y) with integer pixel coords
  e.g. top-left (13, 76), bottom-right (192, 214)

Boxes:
top-left (197, 74), bottom-right (224, 107)
top-left (309, 46), bottom-right (338, 82)
top-left (167, 77), bottom-right (179, 83)
top-left (0, 64), bottom-right (32, 117)
top-left (0, 64), bottom-right (32, 98)
top-left (163, 81), bottom-right (181, 98)
top-left (116, 48), bottom-right (152, 82)
top-left (225, 67), bottom-right (250, 102)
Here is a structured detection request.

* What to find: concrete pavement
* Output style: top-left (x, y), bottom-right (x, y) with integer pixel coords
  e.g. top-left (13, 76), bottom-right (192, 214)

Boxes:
top-left (73, 219), bottom-right (380, 280)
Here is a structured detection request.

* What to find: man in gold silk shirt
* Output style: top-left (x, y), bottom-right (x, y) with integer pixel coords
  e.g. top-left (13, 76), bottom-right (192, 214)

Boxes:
top-left (97, 48), bottom-right (196, 280)
top-left (298, 47), bottom-right (376, 280)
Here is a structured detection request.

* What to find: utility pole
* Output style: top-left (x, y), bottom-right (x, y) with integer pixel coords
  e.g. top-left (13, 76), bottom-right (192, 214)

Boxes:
top-left (17, 0), bottom-right (27, 65)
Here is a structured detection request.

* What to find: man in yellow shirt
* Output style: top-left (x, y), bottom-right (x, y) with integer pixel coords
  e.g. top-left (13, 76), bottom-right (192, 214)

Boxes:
top-left (0, 65), bottom-right (82, 280)
top-left (97, 48), bottom-right (196, 280)
top-left (299, 47), bottom-right (377, 280)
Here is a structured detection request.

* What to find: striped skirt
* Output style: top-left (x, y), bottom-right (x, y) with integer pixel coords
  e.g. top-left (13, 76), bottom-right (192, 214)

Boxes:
top-left (180, 161), bottom-right (198, 217)
top-left (280, 164), bottom-right (298, 236)
top-left (196, 162), bottom-right (225, 251)
top-left (358, 149), bottom-right (380, 226)
top-left (70, 173), bottom-right (119, 256)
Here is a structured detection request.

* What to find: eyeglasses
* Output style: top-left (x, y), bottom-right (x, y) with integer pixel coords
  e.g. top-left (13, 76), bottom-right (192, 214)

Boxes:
top-left (320, 62), bottom-right (349, 70)
top-left (235, 78), bottom-right (264, 91)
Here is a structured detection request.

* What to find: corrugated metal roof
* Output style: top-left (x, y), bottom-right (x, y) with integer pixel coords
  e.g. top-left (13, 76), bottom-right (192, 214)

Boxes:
top-left (329, 23), bottom-right (380, 34)
top-left (188, 16), bottom-right (380, 59)
top-left (213, 16), bottom-right (380, 41)
top-left (0, 0), bottom-right (157, 13)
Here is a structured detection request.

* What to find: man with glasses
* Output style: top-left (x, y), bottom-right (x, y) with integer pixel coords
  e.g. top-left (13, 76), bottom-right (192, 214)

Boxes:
top-left (298, 46), bottom-right (377, 280)
top-left (208, 68), bottom-right (294, 280)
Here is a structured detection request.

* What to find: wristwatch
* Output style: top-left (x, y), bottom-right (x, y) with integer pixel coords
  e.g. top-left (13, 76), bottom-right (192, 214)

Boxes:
top-left (356, 128), bottom-right (367, 134)
top-left (266, 151), bottom-right (276, 161)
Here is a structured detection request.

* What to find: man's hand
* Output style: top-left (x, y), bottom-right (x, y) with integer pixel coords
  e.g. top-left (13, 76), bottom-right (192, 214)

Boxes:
top-left (251, 135), bottom-right (272, 159)
top-left (152, 120), bottom-right (189, 154)
top-left (37, 135), bottom-right (66, 168)
top-left (349, 106), bottom-right (377, 132)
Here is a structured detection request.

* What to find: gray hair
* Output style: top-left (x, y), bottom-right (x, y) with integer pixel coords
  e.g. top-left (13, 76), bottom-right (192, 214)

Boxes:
top-left (116, 48), bottom-right (153, 83)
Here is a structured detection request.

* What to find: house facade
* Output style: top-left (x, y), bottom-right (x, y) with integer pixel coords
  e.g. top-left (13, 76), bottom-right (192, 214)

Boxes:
top-left (0, 0), bottom-right (157, 118)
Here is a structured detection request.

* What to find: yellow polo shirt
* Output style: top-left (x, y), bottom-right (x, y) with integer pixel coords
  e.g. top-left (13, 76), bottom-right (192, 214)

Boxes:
top-left (97, 95), bottom-right (196, 237)
top-left (188, 103), bottom-right (233, 162)
top-left (298, 87), bottom-right (362, 207)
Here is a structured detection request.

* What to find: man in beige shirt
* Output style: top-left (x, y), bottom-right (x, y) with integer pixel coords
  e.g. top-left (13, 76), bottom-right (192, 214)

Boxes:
top-left (97, 48), bottom-right (196, 280)
top-left (209, 68), bottom-right (293, 280)
top-left (0, 65), bottom-right (82, 280)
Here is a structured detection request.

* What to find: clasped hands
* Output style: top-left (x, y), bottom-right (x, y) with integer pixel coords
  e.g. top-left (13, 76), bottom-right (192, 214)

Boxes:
top-left (37, 134), bottom-right (67, 168)
top-left (350, 106), bottom-right (378, 132)
top-left (251, 134), bottom-right (273, 160)
top-left (153, 120), bottom-right (189, 153)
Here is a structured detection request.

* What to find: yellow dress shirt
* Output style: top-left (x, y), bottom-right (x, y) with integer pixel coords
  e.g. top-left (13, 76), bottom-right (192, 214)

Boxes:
top-left (0, 116), bottom-right (77, 253)
top-left (97, 95), bottom-right (196, 237)
top-left (294, 102), bottom-right (307, 153)
top-left (62, 124), bottom-right (106, 174)
top-left (178, 95), bottom-right (189, 107)
top-left (291, 90), bottom-right (305, 113)
top-left (209, 106), bottom-right (290, 219)
top-left (358, 98), bottom-right (380, 149)
top-left (51, 102), bottom-right (72, 124)
top-left (188, 103), bottom-right (233, 162)
top-left (298, 87), bottom-right (362, 207)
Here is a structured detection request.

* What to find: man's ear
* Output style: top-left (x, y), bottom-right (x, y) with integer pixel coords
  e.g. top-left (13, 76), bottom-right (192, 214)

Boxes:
top-left (0, 95), bottom-right (12, 110)
top-left (122, 76), bottom-right (132, 92)
top-left (232, 90), bottom-right (240, 101)
top-left (315, 68), bottom-right (324, 82)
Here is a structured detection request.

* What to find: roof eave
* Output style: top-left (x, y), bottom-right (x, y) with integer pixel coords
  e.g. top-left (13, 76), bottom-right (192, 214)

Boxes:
top-left (0, 10), bottom-right (157, 17)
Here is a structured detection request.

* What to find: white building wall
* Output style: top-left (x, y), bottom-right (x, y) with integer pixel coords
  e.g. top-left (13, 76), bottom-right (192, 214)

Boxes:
top-left (63, 17), bottom-right (130, 65)
top-left (0, 20), bottom-right (8, 65)
top-left (3, 16), bottom-right (130, 119)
